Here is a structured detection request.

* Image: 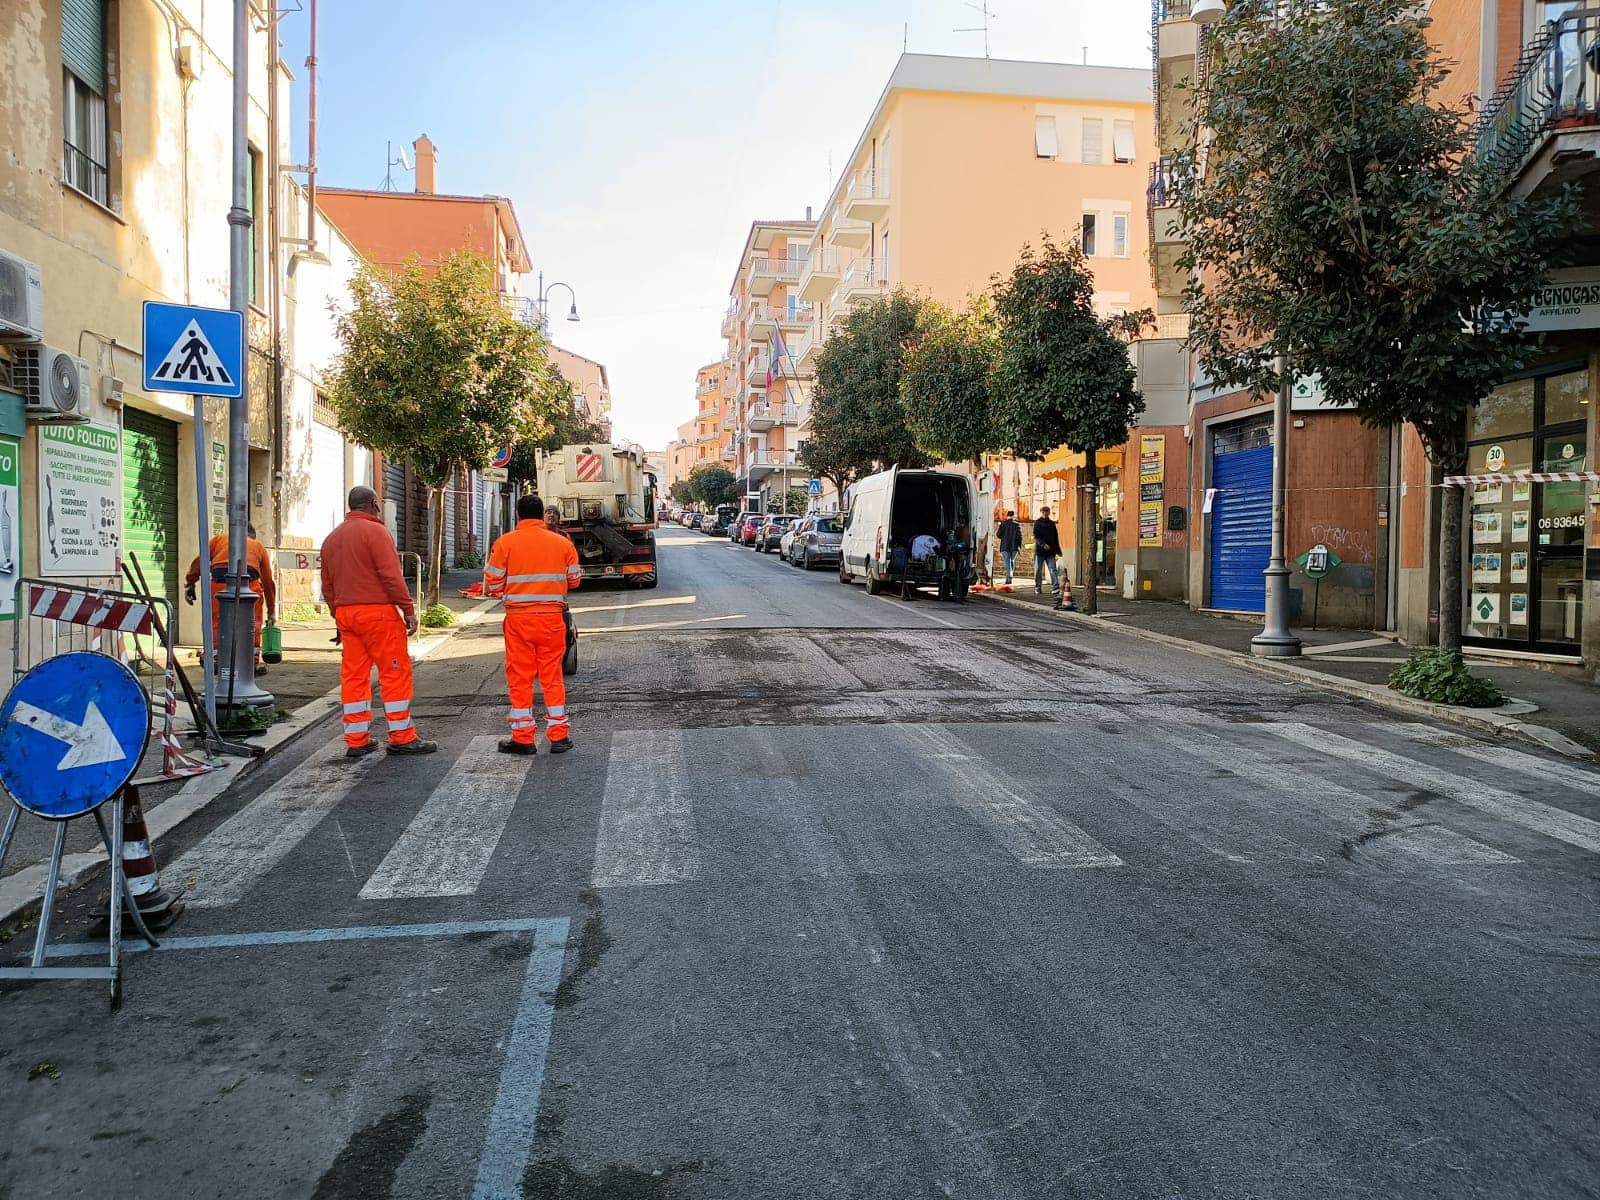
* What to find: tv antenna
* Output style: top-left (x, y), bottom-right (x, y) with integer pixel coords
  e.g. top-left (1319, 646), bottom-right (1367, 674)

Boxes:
top-left (954, 1), bottom-right (997, 58)
top-left (380, 140), bottom-right (413, 191)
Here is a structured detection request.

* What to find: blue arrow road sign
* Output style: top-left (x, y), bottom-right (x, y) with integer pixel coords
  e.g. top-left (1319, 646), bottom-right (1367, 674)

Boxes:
top-left (142, 301), bottom-right (244, 398)
top-left (0, 653), bottom-right (149, 819)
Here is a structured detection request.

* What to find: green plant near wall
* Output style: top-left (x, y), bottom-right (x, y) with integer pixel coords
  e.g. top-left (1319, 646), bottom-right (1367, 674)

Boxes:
top-left (456, 550), bottom-right (484, 570)
top-left (1388, 648), bottom-right (1504, 708)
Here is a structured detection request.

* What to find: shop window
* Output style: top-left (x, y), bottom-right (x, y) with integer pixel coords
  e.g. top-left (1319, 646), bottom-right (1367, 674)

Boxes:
top-left (1545, 368), bottom-right (1590, 424)
top-left (1468, 378), bottom-right (1534, 440)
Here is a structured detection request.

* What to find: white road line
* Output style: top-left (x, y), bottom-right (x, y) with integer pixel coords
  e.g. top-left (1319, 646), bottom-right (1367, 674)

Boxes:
top-left (1391, 724), bottom-right (1600, 800)
top-left (591, 729), bottom-right (702, 887)
top-left (1262, 722), bottom-right (1600, 855)
top-left (358, 735), bottom-right (535, 900)
top-left (1182, 731), bottom-right (1516, 866)
top-left (169, 737), bottom-right (379, 908)
top-left (902, 726), bottom-right (1122, 868)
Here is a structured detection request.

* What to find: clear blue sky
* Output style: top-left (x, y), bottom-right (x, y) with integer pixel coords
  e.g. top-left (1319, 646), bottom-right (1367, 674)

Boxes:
top-left (279, 1), bottom-right (1148, 449)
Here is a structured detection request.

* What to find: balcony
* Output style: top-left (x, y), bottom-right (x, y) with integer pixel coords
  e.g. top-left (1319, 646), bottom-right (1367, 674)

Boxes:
top-left (1155, 0), bottom-right (1197, 60)
top-left (750, 303), bottom-right (815, 337)
top-left (721, 407), bottom-right (737, 430)
top-left (748, 448), bottom-right (800, 477)
top-left (721, 444), bottom-right (736, 462)
top-left (843, 167), bottom-right (891, 222)
top-left (748, 402), bottom-right (798, 431)
top-left (748, 356), bottom-right (770, 390)
top-left (748, 255), bottom-right (806, 297)
top-left (825, 205), bottom-right (872, 249)
top-left (794, 322), bottom-right (825, 371)
top-left (798, 249), bottom-right (842, 302)
top-left (831, 256), bottom-right (886, 310)
top-left (720, 299), bottom-right (741, 337)
top-left (1147, 155), bottom-right (1188, 300)
top-left (1476, 12), bottom-right (1600, 201)
top-left (696, 379), bottom-right (719, 397)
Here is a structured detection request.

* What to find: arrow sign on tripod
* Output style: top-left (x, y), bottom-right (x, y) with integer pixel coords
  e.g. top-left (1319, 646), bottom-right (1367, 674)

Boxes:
top-left (12, 700), bottom-right (128, 770)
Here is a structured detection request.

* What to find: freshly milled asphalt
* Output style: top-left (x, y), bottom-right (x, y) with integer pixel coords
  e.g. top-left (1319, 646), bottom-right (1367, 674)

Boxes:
top-left (1, 524), bottom-right (1596, 1199)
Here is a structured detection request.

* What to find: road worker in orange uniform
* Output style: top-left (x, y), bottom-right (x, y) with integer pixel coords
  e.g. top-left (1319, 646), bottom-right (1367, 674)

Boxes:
top-left (485, 493), bottom-right (582, 755)
top-left (184, 523), bottom-right (276, 671)
top-left (320, 486), bottom-right (436, 759)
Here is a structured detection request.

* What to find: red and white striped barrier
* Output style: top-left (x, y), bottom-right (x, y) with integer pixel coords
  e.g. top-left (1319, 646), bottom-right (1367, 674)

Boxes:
top-left (28, 586), bottom-right (156, 635)
top-left (1443, 471), bottom-right (1600, 486)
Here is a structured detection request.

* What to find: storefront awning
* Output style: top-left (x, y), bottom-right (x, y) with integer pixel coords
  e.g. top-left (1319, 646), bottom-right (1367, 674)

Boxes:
top-left (1036, 446), bottom-right (1122, 481)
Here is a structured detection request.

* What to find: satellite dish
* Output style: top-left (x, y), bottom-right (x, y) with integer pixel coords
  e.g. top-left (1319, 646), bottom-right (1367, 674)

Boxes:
top-left (397, 146), bottom-right (413, 171)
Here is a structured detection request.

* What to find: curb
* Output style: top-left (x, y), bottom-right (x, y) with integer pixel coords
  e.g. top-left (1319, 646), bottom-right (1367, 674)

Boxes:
top-left (0, 598), bottom-right (501, 926)
top-left (977, 591), bottom-right (1594, 761)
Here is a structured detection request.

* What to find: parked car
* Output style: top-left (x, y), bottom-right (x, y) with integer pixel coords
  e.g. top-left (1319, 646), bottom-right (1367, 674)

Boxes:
top-left (737, 513), bottom-right (766, 546)
top-left (684, 512), bottom-right (703, 530)
top-left (704, 507), bottom-right (737, 536)
top-left (754, 514), bottom-right (796, 553)
top-left (727, 510), bottom-right (756, 542)
top-left (783, 513), bottom-right (844, 570)
top-left (838, 467), bottom-right (977, 600)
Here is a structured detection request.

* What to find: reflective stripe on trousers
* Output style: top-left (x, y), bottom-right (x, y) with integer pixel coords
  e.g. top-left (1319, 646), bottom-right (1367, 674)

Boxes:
top-left (503, 609), bottom-right (568, 744)
top-left (336, 604), bottom-right (419, 747)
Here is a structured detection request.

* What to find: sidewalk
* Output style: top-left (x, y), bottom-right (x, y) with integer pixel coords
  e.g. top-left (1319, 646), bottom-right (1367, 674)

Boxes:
top-left (981, 583), bottom-right (1599, 758)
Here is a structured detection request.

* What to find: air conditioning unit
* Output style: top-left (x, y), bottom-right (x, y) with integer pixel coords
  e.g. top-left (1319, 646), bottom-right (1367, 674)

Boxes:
top-left (0, 250), bottom-right (45, 343)
top-left (17, 346), bottom-right (90, 418)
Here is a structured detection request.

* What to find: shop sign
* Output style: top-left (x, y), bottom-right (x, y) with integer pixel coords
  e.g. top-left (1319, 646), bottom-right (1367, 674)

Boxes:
top-left (1484, 445), bottom-right (1507, 471)
top-left (1290, 373), bottom-right (1355, 412)
top-left (38, 421), bottom-right (120, 577)
top-left (1525, 269), bottom-right (1600, 331)
top-left (1139, 434), bottom-right (1165, 548)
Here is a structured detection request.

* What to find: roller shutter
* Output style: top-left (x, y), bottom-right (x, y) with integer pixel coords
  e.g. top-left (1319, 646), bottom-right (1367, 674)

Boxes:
top-left (61, 0), bottom-right (106, 93)
top-left (1207, 422), bottom-right (1273, 613)
top-left (121, 407), bottom-right (180, 613)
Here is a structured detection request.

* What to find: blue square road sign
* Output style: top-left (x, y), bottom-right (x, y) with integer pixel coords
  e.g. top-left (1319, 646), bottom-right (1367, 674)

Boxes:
top-left (142, 301), bottom-right (245, 399)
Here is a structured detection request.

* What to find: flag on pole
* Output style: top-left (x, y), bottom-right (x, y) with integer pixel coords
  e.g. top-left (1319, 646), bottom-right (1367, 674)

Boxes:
top-left (767, 327), bottom-right (788, 389)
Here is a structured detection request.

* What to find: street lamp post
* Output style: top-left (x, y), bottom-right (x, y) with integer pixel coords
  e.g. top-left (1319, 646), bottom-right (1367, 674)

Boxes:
top-left (536, 272), bottom-right (580, 328)
top-left (1251, 355), bottom-right (1303, 657)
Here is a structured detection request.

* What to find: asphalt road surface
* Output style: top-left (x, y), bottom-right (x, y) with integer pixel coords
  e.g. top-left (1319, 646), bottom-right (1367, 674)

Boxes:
top-left (3, 524), bottom-right (1597, 1199)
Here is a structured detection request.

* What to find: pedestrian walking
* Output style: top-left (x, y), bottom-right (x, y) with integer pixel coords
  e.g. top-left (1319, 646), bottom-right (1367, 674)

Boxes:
top-left (184, 523), bottom-right (277, 672)
top-left (485, 493), bottom-right (583, 756)
top-left (320, 486), bottom-right (436, 759)
top-left (1032, 507), bottom-right (1062, 596)
top-left (997, 511), bottom-right (1023, 585)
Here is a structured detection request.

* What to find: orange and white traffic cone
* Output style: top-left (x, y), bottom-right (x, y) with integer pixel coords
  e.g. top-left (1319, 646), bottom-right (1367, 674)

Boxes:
top-left (94, 786), bottom-right (186, 931)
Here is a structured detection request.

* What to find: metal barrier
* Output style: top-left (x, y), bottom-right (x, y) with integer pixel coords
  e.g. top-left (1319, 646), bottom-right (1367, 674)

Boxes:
top-left (9, 579), bottom-right (214, 784)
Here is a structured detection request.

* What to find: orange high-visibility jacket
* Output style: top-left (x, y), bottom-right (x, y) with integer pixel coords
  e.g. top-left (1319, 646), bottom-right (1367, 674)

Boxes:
top-left (484, 520), bottom-right (582, 607)
top-left (185, 533), bottom-right (276, 611)
top-left (320, 510), bottom-right (415, 617)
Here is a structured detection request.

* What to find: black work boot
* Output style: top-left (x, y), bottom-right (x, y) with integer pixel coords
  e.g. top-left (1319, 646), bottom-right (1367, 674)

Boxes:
top-left (549, 738), bottom-right (574, 755)
top-left (498, 739), bottom-right (537, 756)
top-left (387, 739), bottom-right (438, 756)
top-left (345, 742), bottom-right (378, 760)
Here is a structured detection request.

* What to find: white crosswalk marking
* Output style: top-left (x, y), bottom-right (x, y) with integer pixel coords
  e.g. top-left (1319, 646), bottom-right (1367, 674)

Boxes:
top-left (1262, 722), bottom-right (1600, 855)
top-left (591, 730), bottom-right (702, 887)
top-left (359, 736), bottom-right (535, 900)
top-left (169, 737), bottom-right (378, 908)
top-left (1391, 725), bottom-right (1600, 801)
top-left (900, 726), bottom-right (1122, 868)
top-left (1182, 731), bottom-right (1516, 865)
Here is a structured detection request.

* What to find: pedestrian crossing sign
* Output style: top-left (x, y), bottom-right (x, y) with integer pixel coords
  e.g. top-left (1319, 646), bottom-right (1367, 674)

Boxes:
top-left (141, 301), bottom-right (245, 398)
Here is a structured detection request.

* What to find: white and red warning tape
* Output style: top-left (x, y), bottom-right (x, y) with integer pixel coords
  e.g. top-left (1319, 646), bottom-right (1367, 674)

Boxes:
top-left (1443, 471), bottom-right (1600, 486)
top-left (28, 586), bottom-right (156, 634)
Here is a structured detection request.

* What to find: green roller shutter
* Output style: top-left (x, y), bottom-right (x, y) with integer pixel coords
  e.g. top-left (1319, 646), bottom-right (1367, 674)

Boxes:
top-left (61, 0), bottom-right (105, 94)
top-left (122, 408), bottom-right (180, 614)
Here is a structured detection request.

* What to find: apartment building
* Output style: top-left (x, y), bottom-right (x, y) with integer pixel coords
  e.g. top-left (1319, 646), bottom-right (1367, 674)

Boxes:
top-left (724, 220), bottom-right (816, 510)
top-left (690, 359), bottom-right (728, 471)
top-left (798, 53), bottom-right (1157, 564)
top-left (666, 422), bottom-right (697, 491)
top-left (548, 345), bottom-right (613, 439)
top-left (1154, 1), bottom-right (1596, 668)
top-left (0, 0), bottom-right (377, 647)
top-left (318, 135), bottom-right (531, 564)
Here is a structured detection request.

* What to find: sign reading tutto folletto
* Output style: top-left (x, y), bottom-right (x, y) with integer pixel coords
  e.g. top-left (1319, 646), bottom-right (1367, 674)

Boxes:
top-left (1524, 269), bottom-right (1600, 331)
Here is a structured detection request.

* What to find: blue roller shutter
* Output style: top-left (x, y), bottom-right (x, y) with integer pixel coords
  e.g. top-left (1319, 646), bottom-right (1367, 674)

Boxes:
top-left (1208, 430), bottom-right (1273, 612)
top-left (62, 0), bottom-right (105, 93)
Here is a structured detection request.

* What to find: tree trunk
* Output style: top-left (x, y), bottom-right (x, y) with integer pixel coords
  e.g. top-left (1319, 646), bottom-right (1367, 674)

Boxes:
top-left (1435, 451), bottom-right (1466, 655)
top-left (1080, 460), bottom-right (1098, 615)
top-left (427, 481), bottom-right (447, 609)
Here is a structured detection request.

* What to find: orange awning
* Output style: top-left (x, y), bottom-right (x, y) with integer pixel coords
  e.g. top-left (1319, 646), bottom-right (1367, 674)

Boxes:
top-left (1036, 446), bottom-right (1122, 480)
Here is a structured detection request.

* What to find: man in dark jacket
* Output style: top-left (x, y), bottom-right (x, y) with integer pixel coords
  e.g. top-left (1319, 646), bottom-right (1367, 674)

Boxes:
top-left (1032, 507), bottom-right (1062, 596)
top-left (996, 511), bottom-right (1023, 585)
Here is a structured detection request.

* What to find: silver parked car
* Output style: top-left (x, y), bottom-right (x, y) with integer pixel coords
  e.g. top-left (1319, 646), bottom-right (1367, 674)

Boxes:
top-left (754, 514), bottom-right (797, 553)
top-left (782, 513), bottom-right (844, 569)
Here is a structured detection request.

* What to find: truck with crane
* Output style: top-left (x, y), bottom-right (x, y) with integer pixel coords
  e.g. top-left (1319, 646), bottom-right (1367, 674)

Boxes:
top-left (535, 442), bottom-right (659, 588)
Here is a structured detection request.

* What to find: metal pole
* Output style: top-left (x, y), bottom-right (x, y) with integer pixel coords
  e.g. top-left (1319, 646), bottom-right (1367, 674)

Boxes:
top-left (191, 395), bottom-right (216, 724)
top-left (221, 0), bottom-right (272, 714)
top-left (1251, 355), bottom-right (1303, 657)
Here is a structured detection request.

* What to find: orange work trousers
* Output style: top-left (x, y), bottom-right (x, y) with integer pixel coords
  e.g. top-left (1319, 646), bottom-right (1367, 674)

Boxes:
top-left (335, 604), bottom-right (417, 748)
top-left (503, 608), bottom-right (568, 745)
top-left (208, 580), bottom-right (265, 651)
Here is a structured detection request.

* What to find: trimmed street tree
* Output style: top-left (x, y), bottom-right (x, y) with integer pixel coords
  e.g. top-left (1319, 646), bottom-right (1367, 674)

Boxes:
top-left (505, 374), bottom-right (610, 490)
top-left (1175, 0), bottom-right (1573, 653)
top-left (992, 237), bottom-right (1144, 615)
top-left (900, 295), bottom-right (1002, 577)
top-left (805, 290), bottom-right (933, 491)
top-left (667, 478), bottom-right (696, 506)
top-left (688, 464), bottom-right (739, 508)
top-left (327, 250), bottom-right (563, 605)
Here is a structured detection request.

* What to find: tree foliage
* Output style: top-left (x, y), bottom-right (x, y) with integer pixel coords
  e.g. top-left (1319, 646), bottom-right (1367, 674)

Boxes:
top-left (804, 290), bottom-right (933, 487)
top-left (326, 250), bottom-right (566, 602)
top-left (899, 295), bottom-right (1002, 466)
top-left (688, 464), bottom-right (738, 507)
top-left (667, 478), bottom-right (696, 506)
top-left (1175, 0), bottom-right (1573, 648)
top-left (991, 237), bottom-right (1143, 459)
top-left (505, 375), bottom-right (611, 488)
top-left (1177, 0), bottom-right (1570, 460)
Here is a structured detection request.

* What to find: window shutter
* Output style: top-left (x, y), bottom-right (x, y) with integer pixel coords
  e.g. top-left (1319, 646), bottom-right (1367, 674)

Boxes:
top-left (1034, 116), bottom-right (1058, 159)
top-left (1113, 120), bottom-right (1136, 163)
top-left (1113, 215), bottom-right (1128, 257)
top-left (61, 0), bottom-right (105, 94)
top-left (1082, 119), bottom-right (1103, 164)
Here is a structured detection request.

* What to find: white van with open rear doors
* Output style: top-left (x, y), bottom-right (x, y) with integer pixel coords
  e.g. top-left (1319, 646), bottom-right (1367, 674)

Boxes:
top-left (838, 467), bottom-right (979, 602)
